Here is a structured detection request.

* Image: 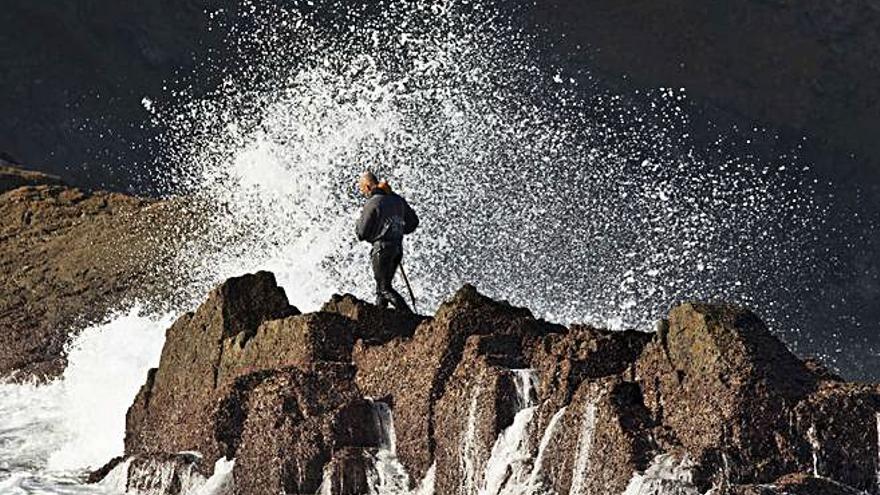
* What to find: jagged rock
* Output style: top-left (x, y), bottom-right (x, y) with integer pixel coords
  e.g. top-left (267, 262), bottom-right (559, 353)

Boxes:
top-left (792, 381), bottom-right (880, 492)
top-left (125, 367), bottom-right (158, 455)
top-left (432, 336), bottom-right (521, 495)
top-left (0, 164), bottom-right (64, 192)
top-left (636, 302), bottom-right (821, 488)
top-left (86, 455), bottom-right (125, 484)
top-left (125, 453), bottom-right (206, 495)
top-left (122, 272), bottom-right (385, 495)
top-left (91, 452), bottom-right (209, 495)
top-left (105, 273), bottom-right (880, 495)
top-left (434, 323), bottom-right (654, 495)
top-left (322, 293), bottom-right (425, 344)
top-left (729, 473), bottom-right (865, 495)
top-left (618, 452), bottom-right (703, 495)
top-left (125, 271), bottom-right (295, 460)
top-left (530, 325), bottom-right (653, 443)
top-left (319, 448), bottom-right (374, 495)
top-left (532, 378), bottom-right (656, 495)
top-left (217, 366), bottom-right (380, 495)
top-left (534, 325), bottom-right (653, 386)
top-left (353, 284), bottom-right (563, 480)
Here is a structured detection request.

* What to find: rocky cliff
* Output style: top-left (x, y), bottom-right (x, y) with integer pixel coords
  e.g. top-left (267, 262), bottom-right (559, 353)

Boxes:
top-left (0, 165), bottom-right (184, 379)
top-left (95, 271), bottom-right (880, 495)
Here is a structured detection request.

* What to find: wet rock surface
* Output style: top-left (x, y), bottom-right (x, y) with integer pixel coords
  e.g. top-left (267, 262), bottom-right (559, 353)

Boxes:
top-left (432, 338), bottom-right (520, 495)
top-left (101, 272), bottom-right (880, 494)
top-left (635, 303), bottom-right (817, 485)
top-left (352, 284), bottom-right (562, 481)
top-left (218, 366), bottom-right (378, 495)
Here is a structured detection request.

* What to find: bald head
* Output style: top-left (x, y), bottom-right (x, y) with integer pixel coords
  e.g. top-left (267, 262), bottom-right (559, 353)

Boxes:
top-left (358, 171), bottom-right (379, 196)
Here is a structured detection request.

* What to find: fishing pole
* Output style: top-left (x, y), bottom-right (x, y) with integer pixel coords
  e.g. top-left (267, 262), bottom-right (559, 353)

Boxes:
top-left (398, 262), bottom-right (417, 313)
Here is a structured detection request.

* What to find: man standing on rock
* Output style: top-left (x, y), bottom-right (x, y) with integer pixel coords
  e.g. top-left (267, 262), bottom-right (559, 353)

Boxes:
top-left (356, 171), bottom-right (419, 313)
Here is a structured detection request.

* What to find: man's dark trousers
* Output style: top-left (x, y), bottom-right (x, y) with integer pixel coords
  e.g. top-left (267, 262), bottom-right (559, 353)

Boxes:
top-left (371, 241), bottom-right (411, 312)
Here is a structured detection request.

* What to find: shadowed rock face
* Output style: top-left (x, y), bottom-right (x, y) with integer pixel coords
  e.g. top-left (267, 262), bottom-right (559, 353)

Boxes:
top-left (792, 382), bottom-right (880, 490)
top-left (731, 473), bottom-right (867, 495)
top-left (534, 378), bottom-right (656, 495)
top-left (217, 366), bottom-right (378, 495)
top-left (218, 312), bottom-right (354, 383)
top-left (432, 337), bottom-right (521, 495)
top-left (0, 165), bottom-right (64, 192)
top-left (105, 272), bottom-right (880, 495)
top-left (125, 271), bottom-right (297, 459)
top-left (636, 303), bottom-right (818, 485)
top-left (633, 303), bottom-right (861, 490)
top-left (322, 293), bottom-right (426, 345)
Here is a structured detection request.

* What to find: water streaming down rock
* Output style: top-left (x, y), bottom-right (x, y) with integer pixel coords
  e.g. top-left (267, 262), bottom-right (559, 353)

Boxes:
top-left (0, 0), bottom-right (873, 493)
top-left (367, 400), bottom-right (435, 495)
top-left (525, 406), bottom-right (567, 489)
top-left (194, 459), bottom-right (235, 495)
top-left (97, 456), bottom-right (235, 495)
top-left (98, 458), bottom-right (134, 493)
top-left (568, 398), bottom-right (599, 495)
top-left (0, 0), bottom-right (846, 488)
top-left (461, 385), bottom-right (484, 495)
top-left (807, 424), bottom-right (821, 477)
top-left (9, 270), bottom-right (880, 494)
top-left (318, 398), bottom-right (433, 495)
top-left (620, 454), bottom-right (702, 495)
top-left (479, 369), bottom-right (539, 495)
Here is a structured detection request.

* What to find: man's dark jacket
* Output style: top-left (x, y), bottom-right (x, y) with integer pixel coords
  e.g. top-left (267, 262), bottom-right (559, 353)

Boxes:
top-left (356, 189), bottom-right (419, 245)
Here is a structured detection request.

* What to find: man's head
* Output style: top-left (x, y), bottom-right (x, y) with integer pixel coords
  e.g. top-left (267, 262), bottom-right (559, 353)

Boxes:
top-left (358, 171), bottom-right (379, 197)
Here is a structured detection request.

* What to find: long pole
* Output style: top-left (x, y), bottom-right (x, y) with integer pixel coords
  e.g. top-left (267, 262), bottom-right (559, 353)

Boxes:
top-left (398, 262), bottom-right (418, 313)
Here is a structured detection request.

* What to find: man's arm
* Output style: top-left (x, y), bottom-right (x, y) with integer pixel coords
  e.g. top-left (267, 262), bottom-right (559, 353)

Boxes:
top-left (403, 199), bottom-right (419, 234)
top-left (356, 199), bottom-right (379, 241)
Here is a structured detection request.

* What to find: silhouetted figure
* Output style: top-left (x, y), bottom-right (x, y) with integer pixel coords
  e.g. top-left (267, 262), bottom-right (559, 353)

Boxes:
top-left (355, 171), bottom-right (418, 312)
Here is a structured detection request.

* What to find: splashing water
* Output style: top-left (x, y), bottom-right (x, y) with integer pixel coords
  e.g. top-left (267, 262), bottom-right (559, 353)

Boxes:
top-left (99, 458), bottom-right (134, 493)
top-left (0, 0), bottom-right (844, 492)
top-left (0, 309), bottom-right (173, 493)
top-left (150, 0), bottom-right (830, 337)
top-left (98, 456), bottom-right (235, 495)
top-left (621, 454), bottom-right (702, 495)
top-left (195, 459), bottom-right (236, 495)
top-left (49, 310), bottom-right (175, 471)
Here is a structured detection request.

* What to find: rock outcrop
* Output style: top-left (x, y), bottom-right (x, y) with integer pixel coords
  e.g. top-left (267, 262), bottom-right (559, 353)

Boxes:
top-left (0, 166), bottom-right (185, 379)
top-left (101, 271), bottom-right (880, 495)
top-left (122, 272), bottom-right (383, 495)
top-left (350, 285), bottom-right (564, 482)
top-left (0, 164), bottom-right (64, 192)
